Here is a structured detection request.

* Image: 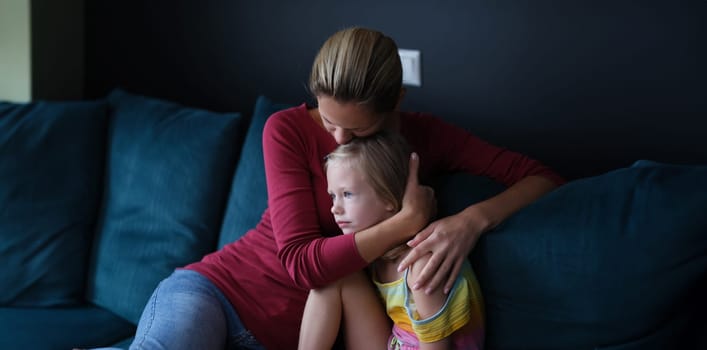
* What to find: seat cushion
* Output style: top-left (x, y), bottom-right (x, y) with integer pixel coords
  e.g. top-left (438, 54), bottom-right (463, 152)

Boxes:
top-left (218, 95), bottom-right (292, 247)
top-left (86, 89), bottom-right (244, 323)
top-left (0, 305), bottom-right (135, 350)
top-left (473, 163), bottom-right (707, 349)
top-left (0, 100), bottom-right (108, 306)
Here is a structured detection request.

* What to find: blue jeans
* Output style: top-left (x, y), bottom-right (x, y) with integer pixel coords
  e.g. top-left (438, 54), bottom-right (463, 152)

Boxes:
top-left (102, 269), bottom-right (264, 350)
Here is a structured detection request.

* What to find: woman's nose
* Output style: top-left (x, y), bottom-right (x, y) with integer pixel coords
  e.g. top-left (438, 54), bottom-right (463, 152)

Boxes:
top-left (333, 129), bottom-right (353, 145)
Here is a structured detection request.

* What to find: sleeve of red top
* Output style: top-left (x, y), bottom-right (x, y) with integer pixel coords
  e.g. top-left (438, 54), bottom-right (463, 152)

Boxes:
top-left (424, 115), bottom-right (566, 186)
top-left (262, 113), bottom-right (367, 290)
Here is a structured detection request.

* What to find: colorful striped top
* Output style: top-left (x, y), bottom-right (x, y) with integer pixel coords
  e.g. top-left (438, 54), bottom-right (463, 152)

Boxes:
top-left (374, 261), bottom-right (485, 349)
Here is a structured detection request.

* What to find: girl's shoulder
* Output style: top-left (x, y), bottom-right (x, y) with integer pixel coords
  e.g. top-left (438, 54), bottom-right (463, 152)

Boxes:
top-left (404, 253), bottom-right (433, 290)
top-left (373, 255), bottom-right (405, 284)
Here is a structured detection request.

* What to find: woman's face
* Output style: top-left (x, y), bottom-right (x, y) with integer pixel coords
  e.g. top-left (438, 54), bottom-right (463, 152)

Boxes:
top-left (317, 96), bottom-right (387, 145)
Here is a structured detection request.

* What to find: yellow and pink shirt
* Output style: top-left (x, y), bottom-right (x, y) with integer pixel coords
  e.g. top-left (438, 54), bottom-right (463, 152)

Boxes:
top-left (374, 261), bottom-right (485, 349)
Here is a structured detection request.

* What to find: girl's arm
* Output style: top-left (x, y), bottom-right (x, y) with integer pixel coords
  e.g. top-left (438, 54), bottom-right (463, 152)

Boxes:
top-left (407, 254), bottom-right (453, 350)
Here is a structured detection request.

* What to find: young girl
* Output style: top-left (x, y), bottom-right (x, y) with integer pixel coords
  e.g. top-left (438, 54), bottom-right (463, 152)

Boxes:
top-left (299, 131), bottom-right (484, 350)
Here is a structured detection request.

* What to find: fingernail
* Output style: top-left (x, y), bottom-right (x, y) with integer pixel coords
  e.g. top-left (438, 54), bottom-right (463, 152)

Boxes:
top-left (425, 288), bottom-right (432, 295)
top-left (412, 283), bottom-right (419, 290)
top-left (411, 152), bottom-right (418, 160)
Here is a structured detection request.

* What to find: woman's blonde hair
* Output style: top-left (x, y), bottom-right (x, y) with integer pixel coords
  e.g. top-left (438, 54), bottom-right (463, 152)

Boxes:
top-left (309, 27), bottom-right (402, 114)
top-left (325, 131), bottom-right (411, 260)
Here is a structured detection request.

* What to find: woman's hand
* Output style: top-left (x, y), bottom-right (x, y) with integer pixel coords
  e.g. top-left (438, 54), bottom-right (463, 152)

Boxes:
top-left (397, 153), bottom-right (437, 235)
top-left (397, 207), bottom-right (490, 295)
top-left (354, 153), bottom-right (436, 263)
top-left (397, 175), bottom-right (559, 294)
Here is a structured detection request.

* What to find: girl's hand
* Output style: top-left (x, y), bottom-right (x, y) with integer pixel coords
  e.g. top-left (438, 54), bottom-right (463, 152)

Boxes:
top-left (398, 207), bottom-right (489, 294)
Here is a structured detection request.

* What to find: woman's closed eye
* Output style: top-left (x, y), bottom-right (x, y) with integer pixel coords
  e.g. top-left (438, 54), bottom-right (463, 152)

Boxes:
top-left (322, 116), bottom-right (378, 137)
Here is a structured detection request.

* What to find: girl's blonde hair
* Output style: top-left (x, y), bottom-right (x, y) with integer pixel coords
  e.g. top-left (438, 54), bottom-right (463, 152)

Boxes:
top-left (309, 27), bottom-right (402, 114)
top-left (325, 131), bottom-right (411, 260)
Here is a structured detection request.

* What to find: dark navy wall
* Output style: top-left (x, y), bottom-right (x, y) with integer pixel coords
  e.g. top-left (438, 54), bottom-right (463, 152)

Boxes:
top-left (31, 0), bottom-right (85, 100)
top-left (85, 0), bottom-right (707, 179)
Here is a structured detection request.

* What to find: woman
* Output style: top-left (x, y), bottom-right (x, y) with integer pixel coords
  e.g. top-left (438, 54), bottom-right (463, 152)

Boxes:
top-left (125, 27), bottom-right (563, 350)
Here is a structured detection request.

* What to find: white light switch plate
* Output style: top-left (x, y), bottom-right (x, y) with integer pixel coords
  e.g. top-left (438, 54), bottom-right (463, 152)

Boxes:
top-left (399, 49), bottom-right (422, 87)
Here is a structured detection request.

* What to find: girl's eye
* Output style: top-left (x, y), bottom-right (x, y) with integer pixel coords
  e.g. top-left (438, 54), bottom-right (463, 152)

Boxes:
top-left (343, 191), bottom-right (353, 198)
top-left (329, 193), bottom-right (335, 200)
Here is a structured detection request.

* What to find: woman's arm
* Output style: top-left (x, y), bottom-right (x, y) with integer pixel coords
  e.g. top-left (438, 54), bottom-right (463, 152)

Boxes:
top-left (395, 114), bottom-right (564, 294)
top-left (263, 112), bottom-right (435, 289)
top-left (399, 175), bottom-right (558, 294)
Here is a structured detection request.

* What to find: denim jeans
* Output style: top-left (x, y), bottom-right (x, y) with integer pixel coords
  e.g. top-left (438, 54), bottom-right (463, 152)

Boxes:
top-left (93, 269), bottom-right (264, 350)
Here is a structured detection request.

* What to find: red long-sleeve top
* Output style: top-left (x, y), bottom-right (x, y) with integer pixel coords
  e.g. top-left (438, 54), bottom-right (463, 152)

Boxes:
top-left (185, 104), bottom-right (564, 349)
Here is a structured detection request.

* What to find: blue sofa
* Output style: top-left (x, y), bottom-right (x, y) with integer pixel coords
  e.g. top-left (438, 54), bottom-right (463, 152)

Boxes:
top-left (1, 90), bottom-right (705, 349)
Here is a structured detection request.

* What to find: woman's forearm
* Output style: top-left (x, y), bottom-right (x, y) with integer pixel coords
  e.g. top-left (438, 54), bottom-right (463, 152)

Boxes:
top-left (463, 175), bottom-right (559, 233)
top-left (354, 210), bottom-right (425, 262)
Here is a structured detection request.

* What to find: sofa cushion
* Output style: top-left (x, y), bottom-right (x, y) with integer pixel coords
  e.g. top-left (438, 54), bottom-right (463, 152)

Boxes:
top-left (473, 163), bottom-right (707, 349)
top-left (0, 305), bottom-right (135, 350)
top-left (0, 100), bottom-right (108, 306)
top-left (87, 89), bottom-right (244, 323)
top-left (218, 95), bottom-right (292, 248)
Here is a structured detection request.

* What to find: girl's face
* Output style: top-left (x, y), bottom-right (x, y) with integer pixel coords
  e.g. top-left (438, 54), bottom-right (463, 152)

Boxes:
top-left (327, 162), bottom-right (395, 235)
top-left (317, 96), bottom-right (387, 145)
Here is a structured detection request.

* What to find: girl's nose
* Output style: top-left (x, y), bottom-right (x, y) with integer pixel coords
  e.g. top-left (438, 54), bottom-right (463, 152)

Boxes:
top-left (331, 200), bottom-right (343, 215)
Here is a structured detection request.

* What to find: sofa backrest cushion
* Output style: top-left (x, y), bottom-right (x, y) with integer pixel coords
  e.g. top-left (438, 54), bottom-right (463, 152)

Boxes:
top-left (86, 89), bottom-right (244, 323)
top-left (472, 162), bottom-right (707, 349)
top-left (0, 100), bottom-right (108, 306)
top-left (218, 95), bottom-right (292, 248)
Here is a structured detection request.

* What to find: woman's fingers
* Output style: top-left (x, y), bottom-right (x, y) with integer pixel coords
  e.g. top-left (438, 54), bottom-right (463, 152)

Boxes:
top-left (406, 223), bottom-right (433, 248)
top-left (406, 152), bottom-right (420, 187)
top-left (443, 259), bottom-right (464, 294)
top-left (400, 153), bottom-right (436, 231)
top-left (400, 229), bottom-right (450, 293)
top-left (411, 249), bottom-right (443, 291)
top-left (398, 225), bottom-right (434, 272)
top-left (419, 254), bottom-right (451, 294)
